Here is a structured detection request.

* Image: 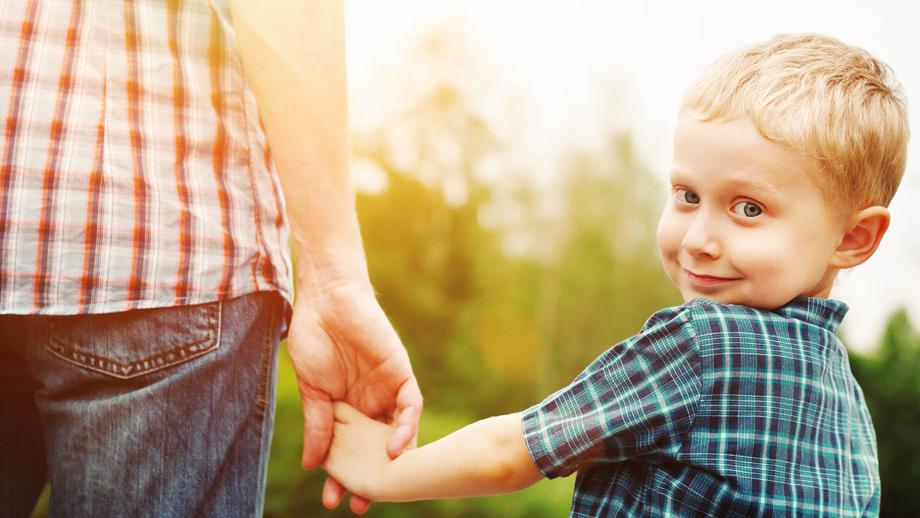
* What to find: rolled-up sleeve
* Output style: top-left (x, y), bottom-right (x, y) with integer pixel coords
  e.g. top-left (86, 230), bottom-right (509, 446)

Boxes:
top-left (522, 306), bottom-right (702, 479)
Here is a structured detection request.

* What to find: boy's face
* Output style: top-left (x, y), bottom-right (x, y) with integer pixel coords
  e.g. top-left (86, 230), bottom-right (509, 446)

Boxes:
top-left (656, 113), bottom-right (846, 310)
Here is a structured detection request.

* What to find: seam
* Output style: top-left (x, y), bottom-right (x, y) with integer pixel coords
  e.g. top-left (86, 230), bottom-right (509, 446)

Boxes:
top-left (252, 293), bottom-right (279, 517)
top-left (237, 52), bottom-right (271, 294)
top-left (256, 294), bottom-right (278, 409)
top-left (674, 306), bottom-right (704, 457)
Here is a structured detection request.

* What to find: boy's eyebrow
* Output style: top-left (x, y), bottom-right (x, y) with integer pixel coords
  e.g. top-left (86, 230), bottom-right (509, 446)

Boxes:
top-left (724, 172), bottom-right (785, 199)
top-left (669, 168), bottom-right (785, 199)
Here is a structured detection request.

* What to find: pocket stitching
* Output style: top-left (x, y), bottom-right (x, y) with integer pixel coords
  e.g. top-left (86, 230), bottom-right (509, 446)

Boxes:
top-left (45, 303), bottom-right (222, 379)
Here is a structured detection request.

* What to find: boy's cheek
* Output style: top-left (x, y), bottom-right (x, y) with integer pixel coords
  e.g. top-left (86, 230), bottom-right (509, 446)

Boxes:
top-left (730, 232), bottom-right (788, 269)
top-left (655, 213), bottom-right (684, 266)
top-left (655, 212), bottom-right (674, 254)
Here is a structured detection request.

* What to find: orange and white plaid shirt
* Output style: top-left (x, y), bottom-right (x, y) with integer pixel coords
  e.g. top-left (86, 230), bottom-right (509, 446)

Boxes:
top-left (0, 0), bottom-right (293, 315)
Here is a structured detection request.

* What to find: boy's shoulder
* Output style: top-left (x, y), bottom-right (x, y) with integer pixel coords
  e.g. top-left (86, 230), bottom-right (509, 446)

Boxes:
top-left (641, 297), bottom-right (765, 333)
top-left (630, 297), bottom-right (850, 397)
top-left (642, 296), bottom-right (848, 349)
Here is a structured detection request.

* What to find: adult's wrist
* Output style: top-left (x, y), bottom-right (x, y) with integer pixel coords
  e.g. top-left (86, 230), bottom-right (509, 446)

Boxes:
top-left (291, 240), bottom-right (372, 292)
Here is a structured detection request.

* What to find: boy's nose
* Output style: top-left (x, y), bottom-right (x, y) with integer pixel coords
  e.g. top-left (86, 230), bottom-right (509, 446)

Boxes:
top-left (681, 215), bottom-right (721, 259)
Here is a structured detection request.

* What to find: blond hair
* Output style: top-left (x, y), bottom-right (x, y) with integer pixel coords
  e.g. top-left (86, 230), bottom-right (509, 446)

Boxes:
top-left (682, 33), bottom-right (909, 208)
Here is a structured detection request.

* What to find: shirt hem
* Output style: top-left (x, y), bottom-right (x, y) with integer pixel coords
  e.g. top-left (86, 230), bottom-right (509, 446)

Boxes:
top-left (0, 284), bottom-right (294, 318)
top-left (521, 404), bottom-right (561, 480)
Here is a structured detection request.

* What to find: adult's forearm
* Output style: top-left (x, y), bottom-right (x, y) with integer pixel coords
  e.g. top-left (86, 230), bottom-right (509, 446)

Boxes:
top-left (381, 413), bottom-right (544, 502)
top-left (230, 0), bottom-right (368, 284)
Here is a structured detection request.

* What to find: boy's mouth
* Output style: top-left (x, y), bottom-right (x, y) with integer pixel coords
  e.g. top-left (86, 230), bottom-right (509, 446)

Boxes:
top-left (683, 269), bottom-right (742, 288)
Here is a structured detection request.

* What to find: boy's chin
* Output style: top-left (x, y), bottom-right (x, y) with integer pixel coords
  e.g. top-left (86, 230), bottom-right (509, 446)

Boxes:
top-left (680, 289), bottom-right (791, 311)
top-left (679, 289), bottom-right (744, 307)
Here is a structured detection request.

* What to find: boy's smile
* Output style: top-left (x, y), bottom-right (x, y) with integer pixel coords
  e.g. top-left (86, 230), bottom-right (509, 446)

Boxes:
top-left (656, 113), bottom-right (847, 310)
top-left (683, 270), bottom-right (742, 289)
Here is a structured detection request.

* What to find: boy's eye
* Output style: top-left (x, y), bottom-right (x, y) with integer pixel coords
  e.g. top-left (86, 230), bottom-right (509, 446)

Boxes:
top-left (675, 188), bottom-right (700, 204)
top-left (731, 201), bottom-right (763, 218)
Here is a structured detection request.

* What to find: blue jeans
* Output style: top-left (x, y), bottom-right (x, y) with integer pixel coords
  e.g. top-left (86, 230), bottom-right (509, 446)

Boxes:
top-left (0, 291), bottom-right (285, 517)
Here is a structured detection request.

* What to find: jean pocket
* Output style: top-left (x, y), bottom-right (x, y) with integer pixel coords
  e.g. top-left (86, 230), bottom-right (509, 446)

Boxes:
top-left (45, 301), bottom-right (221, 379)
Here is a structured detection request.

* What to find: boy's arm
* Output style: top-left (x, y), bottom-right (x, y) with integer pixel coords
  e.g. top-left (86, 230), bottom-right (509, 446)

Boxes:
top-left (324, 403), bottom-right (545, 502)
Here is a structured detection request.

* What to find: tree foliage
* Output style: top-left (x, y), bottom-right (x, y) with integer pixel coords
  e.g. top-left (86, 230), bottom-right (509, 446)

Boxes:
top-left (849, 310), bottom-right (920, 518)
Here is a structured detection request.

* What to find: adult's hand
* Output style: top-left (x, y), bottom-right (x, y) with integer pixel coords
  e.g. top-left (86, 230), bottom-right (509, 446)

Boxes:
top-left (288, 278), bottom-right (422, 513)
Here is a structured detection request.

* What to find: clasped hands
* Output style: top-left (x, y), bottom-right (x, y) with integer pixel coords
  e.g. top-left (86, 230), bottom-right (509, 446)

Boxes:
top-left (286, 280), bottom-right (423, 514)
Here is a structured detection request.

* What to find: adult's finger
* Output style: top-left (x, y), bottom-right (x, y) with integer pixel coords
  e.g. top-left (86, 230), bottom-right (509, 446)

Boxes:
top-left (386, 378), bottom-right (423, 458)
top-left (350, 494), bottom-right (372, 515)
top-left (325, 476), bottom-right (373, 514)
top-left (301, 392), bottom-right (334, 469)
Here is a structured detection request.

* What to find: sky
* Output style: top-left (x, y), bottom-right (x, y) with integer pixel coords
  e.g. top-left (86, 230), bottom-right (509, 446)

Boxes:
top-left (343, 1), bottom-right (920, 352)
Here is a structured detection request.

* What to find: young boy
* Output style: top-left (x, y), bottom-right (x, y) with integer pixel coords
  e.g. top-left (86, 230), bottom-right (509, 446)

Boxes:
top-left (323, 33), bottom-right (908, 516)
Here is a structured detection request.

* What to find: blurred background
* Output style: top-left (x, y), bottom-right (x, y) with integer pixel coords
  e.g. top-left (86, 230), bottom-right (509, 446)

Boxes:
top-left (278, 1), bottom-right (918, 516)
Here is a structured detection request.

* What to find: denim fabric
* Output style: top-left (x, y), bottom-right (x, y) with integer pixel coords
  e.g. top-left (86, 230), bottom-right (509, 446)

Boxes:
top-left (0, 291), bottom-right (284, 518)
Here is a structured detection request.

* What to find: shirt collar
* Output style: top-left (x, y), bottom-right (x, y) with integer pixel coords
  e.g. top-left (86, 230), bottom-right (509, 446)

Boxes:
top-left (773, 296), bottom-right (849, 334)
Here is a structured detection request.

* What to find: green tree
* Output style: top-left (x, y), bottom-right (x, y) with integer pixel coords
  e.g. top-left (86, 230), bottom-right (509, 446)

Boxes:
top-left (526, 133), bottom-right (680, 394)
top-left (850, 310), bottom-right (920, 517)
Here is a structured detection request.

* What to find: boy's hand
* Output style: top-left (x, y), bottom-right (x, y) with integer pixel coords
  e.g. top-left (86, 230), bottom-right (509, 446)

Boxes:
top-left (324, 402), bottom-right (400, 502)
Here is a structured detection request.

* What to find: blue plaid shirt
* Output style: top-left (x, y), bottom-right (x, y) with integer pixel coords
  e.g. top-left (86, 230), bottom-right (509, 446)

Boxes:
top-left (523, 297), bottom-right (879, 517)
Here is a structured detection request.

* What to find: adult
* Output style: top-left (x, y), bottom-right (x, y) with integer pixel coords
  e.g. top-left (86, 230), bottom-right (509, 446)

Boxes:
top-left (0, 0), bottom-right (420, 515)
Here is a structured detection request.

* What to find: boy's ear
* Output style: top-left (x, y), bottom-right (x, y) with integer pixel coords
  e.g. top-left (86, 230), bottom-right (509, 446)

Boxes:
top-left (829, 206), bottom-right (890, 269)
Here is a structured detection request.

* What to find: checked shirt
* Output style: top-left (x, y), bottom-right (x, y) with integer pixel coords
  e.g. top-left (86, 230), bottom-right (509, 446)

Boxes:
top-left (523, 297), bottom-right (879, 517)
top-left (0, 0), bottom-right (293, 316)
